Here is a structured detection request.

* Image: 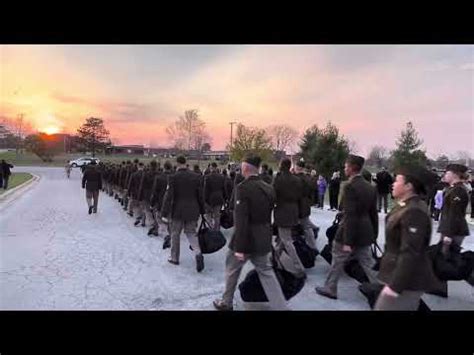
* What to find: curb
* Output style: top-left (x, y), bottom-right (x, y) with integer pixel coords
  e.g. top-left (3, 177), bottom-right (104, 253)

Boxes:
top-left (0, 173), bottom-right (41, 209)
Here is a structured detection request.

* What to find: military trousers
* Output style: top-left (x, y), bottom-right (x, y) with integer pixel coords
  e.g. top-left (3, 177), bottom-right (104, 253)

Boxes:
top-left (324, 242), bottom-right (378, 295)
top-left (169, 218), bottom-right (201, 262)
top-left (299, 216), bottom-right (317, 250)
top-left (221, 248), bottom-right (289, 310)
top-left (86, 190), bottom-right (99, 211)
top-left (276, 227), bottom-right (306, 276)
top-left (206, 204), bottom-right (222, 231)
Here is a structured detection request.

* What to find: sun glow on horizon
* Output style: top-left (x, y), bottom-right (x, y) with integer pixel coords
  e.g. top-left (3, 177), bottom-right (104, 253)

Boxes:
top-left (41, 126), bottom-right (61, 135)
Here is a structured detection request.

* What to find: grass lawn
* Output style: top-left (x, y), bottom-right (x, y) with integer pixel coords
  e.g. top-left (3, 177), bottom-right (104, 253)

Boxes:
top-left (0, 172), bottom-right (33, 195)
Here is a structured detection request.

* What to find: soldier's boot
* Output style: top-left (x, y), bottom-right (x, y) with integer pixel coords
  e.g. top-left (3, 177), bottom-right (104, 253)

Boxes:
top-left (196, 254), bottom-right (204, 273)
top-left (134, 217), bottom-right (142, 226)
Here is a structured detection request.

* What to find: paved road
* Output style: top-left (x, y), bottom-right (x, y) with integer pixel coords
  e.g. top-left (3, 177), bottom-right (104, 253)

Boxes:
top-left (1, 167), bottom-right (472, 310)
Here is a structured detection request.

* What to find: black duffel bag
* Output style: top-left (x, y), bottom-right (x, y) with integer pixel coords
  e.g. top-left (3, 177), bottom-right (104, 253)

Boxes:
top-left (293, 234), bottom-right (318, 269)
top-left (195, 217), bottom-right (226, 254)
top-left (321, 243), bottom-right (333, 264)
top-left (220, 205), bottom-right (234, 229)
top-left (428, 243), bottom-right (465, 281)
top-left (238, 268), bottom-right (306, 302)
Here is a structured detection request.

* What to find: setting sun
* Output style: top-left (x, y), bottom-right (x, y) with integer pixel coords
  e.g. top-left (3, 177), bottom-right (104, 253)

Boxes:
top-left (42, 126), bottom-right (60, 135)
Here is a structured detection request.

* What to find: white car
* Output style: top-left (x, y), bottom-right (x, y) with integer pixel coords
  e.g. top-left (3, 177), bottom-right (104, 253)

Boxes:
top-left (68, 157), bottom-right (100, 168)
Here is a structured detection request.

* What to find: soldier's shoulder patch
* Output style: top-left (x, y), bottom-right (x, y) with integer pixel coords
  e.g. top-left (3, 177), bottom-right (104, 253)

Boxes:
top-left (453, 196), bottom-right (461, 201)
top-left (236, 200), bottom-right (241, 205)
top-left (409, 227), bottom-right (418, 233)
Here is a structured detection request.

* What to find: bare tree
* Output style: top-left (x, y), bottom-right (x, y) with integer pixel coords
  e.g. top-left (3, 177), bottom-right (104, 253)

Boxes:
top-left (366, 145), bottom-right (389, 168)
top-left (267, 124), bottom-right (298, 153)
top-left (166, 109), bottom-right (211, 151)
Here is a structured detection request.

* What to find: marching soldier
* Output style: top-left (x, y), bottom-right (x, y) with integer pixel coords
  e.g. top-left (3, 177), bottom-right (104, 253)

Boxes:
top-left (150, 161), bottom-right (174, 237)
top-left (203, 162), bottom-right (226, 231)
top-left (375, 165), bottom-right (441, 310)
top-left (128, 162), bottom-right (146, 226)
top-left (161, 156), bottom-right (205, 272)
top-left (137, 161), bottom-right (159, 230)
top-left (315, 154), bottom-right (379, 300)
top-left (213, 153), bottom-right (289, 311)
top-left (273, 158), bottom-right (306, 277)
top-left (81, 160), bottom-right (102, 214)
top-left (294, 161), bottom-right (317, 250)
top-left (437, 164), bottom-right (470, 253)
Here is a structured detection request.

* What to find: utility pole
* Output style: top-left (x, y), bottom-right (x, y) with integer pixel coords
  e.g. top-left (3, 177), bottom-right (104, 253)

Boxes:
top-left (229, 121), bottom-right (237, 151)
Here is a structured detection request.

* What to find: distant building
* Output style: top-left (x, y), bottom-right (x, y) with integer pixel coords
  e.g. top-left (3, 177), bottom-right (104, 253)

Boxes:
top-left (106, 145), bottom-right (146, 155)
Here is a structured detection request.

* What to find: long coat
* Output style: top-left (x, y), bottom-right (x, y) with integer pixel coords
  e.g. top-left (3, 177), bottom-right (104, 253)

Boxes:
top-left (437, 182), bottom-right (470, 237)
top-left (229, 175), bottom-right (275, 255)
top-left (378, 196), bottom-right (442, 293)
top-left (161, 167), bottom-right (205, 222)
top-left (203, 171), bottom-right (226, 207)
top-left (375, 170), bottom-right (393, 194)
top-left (273, 171), bottom-right (303, 227)
top-left (82, 166), bottom-right (103, 192)
top-left (335, 175), bottom-right (378, 247)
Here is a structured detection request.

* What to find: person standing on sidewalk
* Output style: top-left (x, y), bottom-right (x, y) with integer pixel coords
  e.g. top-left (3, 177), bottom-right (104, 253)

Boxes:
top-left (81, 160), bottom-right (102, 214)
top-left (1, 159), bottom-right (14, 190)
top-left (213, 153), bottom-right (289, 311)
top-left (375, 167), bottom-right (393, 214)
top-left (328, 171), bottom-right (341, 211)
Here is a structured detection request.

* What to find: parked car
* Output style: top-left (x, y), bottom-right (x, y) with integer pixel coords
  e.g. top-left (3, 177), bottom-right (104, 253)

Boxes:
top-left (68, 157), bottom-right (100, 168)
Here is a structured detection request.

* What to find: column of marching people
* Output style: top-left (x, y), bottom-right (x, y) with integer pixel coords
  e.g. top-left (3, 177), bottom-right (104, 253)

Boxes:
top-left (78, 154), bottom-right (472, 311)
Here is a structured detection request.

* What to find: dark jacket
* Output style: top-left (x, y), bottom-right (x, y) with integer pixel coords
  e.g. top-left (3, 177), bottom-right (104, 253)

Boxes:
top-left (378, 196), bottom-right (442, 293)
top-left (138, 168), bottom-right (158, 203)
top-left (127, 169), bottom-right (145, 200)
top-left (151, 171), bottom-right (173, 211)
top-left (224, 176), bottom-right (234, 203)
top-left (2, 162), bottom-right (14, 177)
top-left (335, 175), bottom-right (378, 247)
top-left (375, 170), bottom-right (393, 194)
top-left (82, 166), bottom-right (102, 192)
top-left (259, 172), bottom-right (273, 185)
top-left (273, 171), bottom-right (303, 227)
top-left (296, 173), bottom-right (313, 218)
top-left (329, 176), bottom-right (341, 193)
top-left (161, 167), bottom-right (205, 221)
top-left (203, 171), bottom-right (226, 207)
top-left (437, 182), bottom-right (470, 237)
top-left (229, 175), bottom-right (275, 255)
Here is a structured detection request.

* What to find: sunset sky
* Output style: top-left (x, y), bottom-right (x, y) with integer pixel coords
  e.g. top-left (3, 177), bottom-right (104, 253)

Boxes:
top-left (1, 45), bottom-right (472, 157)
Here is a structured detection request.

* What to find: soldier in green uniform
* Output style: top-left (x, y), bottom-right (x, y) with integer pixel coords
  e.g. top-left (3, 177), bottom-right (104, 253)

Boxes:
top-left (375, 165), bottom-right (441, 310)
top-left (213, 154), bottom-right (289, 311)
top-left (437, 164), bottom-right (470, 254)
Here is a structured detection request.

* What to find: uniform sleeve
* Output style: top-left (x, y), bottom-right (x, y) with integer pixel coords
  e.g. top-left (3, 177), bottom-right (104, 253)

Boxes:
top-left (389, 209), bottom-right (431, 294)
top-left (82, 171), bottom-right (87, 188)
top-left (369, 189), bottom-right (379, 241)
top-left (232, 185), bottom-right (250, 253)
top-left (98, 171), bottom-right (103, 190)
top-left (342, 184), bottom-right (358, 246)
top-left (196, 175), bottom-right (205, 215)
top-left (161, 176), bottom-right (173, 217)
top-left (150, 176), bottom-right (159, 206)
